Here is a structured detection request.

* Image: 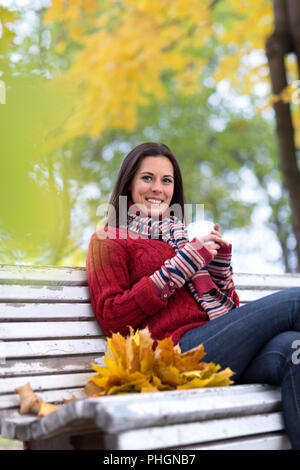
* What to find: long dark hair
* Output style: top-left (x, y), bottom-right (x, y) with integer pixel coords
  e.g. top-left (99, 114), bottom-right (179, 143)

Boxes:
top-left (106, 142), bottom-right (185, 226)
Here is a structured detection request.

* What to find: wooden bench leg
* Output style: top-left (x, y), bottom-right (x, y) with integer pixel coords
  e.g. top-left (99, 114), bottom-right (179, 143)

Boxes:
top-left (24, 432), bottom-right (106, 450)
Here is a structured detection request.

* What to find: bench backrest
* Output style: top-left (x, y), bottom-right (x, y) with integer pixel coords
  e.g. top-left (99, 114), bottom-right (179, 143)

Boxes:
top-left (1, 265), bottom-right (300, 415)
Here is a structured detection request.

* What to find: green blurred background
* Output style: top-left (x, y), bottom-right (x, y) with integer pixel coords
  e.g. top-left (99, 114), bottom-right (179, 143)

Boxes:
top-left (0, 0), bottom-right (296, 272)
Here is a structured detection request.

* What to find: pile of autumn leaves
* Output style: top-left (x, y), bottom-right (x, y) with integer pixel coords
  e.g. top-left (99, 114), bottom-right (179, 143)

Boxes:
top-left (86, 327), bottom-right (234, 395)
top-left (16, 327), bottom-right (234, 417)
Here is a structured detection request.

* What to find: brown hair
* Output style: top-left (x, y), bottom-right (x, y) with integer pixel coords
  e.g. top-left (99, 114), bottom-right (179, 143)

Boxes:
top-left (106, 142), bottom-right (185, 226)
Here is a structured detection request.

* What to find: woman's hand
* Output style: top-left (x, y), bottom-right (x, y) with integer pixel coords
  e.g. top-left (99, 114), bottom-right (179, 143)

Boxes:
top-left (207, 223), bottom-right (230, 256)
top-left (201, 239), bottom-right (220, 258)
top-left (211, 223), bottom-right (230, 246)
top-left (190, 223), bottom-right (229, 258)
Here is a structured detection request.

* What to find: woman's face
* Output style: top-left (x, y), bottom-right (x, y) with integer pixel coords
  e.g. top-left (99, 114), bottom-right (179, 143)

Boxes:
top-left (129, 155), bottom-right (174, 217)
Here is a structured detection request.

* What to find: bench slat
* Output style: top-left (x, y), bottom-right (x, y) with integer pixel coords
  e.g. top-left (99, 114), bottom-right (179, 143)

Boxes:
top-left (0, 265), bottom-right (87, 285)
top-left (0, 303), bottom-right (95, 320)
top-left (0, 372), bottom-right (93, 395)
top-left (1, 266), bottom-right (300, 289)
top-left (0, 412), bottom-right (98, 442)
top-left (1, 338), bottom-right (106, 359)
top-left (0, 384), bottom-right (283, 441)
top-left (0, 285), bottom-right (90, 302)
top-left (234, 272), bottom-right (300, 288)
top-left (0, 321), bottom-right (102, 339)
top-left (0, 389), bottom-right (88, 410)
top-left (84, 385), bottom-right (282, 435)
top-left (106, 411), bottom-right (286, 450)
top-left (176, 432), bottom-right (291, 450)
top-left (0, 284), bottom-right (283, 304)
top-left (235, 288), bottom-right (282, 302)
top-left (1, 355), bottom-right (104, 377)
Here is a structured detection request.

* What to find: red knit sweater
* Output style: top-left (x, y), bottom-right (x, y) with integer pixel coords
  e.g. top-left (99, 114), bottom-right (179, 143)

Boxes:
top-left (86, 227), bottom-right (239, 345)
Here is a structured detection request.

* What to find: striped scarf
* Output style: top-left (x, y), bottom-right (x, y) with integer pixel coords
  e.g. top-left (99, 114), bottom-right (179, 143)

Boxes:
top-left (124, 207), bottom-right (236, 320)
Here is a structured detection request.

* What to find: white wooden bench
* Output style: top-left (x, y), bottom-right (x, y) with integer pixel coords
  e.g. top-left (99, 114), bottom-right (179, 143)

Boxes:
top-left (1, 265), bottom-right (300, 450)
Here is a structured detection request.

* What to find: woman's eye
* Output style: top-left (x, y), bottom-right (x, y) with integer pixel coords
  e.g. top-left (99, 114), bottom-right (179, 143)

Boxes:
top-left (142, 176), bottom-right (173, 183)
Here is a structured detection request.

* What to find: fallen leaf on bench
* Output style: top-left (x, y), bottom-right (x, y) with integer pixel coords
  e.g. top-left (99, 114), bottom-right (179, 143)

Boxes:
top-left (15, 382), bottom-right (61, 416)
top-left (63, 394), bottom-right (78, 404)
top-left (15, 383), bottom-right (43, 415)
top-left (84, 381), bottom-right (104, 397)
top-left (38, 402), bottom-right (61, 417)
top-left (84, 326), bottom-right (235, 396)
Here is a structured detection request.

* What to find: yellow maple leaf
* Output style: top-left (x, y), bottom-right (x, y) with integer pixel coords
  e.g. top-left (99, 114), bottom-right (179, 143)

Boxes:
top-left (38, 402), bottom-right (61, 417)
top-left (85, 327), bottom-right (235, 396)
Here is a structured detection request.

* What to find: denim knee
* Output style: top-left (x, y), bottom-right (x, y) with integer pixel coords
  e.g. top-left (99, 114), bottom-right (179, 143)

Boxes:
top-left (284, 288), bottom-right (300, 327)
top-left (239, 331), bottom-right (300, 386)
top-left (282, 287), bottom-right (300, 300)
top-left (272, 287), bottom-right (300, 303)
top-left (265, 331), bottom-right (300, 367)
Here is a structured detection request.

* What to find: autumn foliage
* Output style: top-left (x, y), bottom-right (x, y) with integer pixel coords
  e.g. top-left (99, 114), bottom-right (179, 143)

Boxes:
top-left (16, 328), bottom-right (234, 417)
top-left (41, 0), bottom-right (296, 145)
top-left (4, 1), bottom-right (300, 145)
top-left (84, 327), bottom-right (234, 396)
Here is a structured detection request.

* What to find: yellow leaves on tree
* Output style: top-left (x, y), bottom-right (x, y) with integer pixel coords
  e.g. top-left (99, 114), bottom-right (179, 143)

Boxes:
top-left (40, 0), bottom-right (286, 145)
top-left (84, 327), bottom-right (234, 396)
top-left (40, 0), bottom-right (300, 146)
top-left (213, 0), bottom-right (273, 95)
top-left (42, 0), bottom-right (218, 144)
top-left (43, 0), bottom-right (99, 26)
top-left (0, 7), bottom-right (19, 52)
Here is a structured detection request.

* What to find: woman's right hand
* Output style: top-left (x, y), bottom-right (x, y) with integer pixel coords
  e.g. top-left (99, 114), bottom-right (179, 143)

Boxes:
top-left (190, 233), bottom-right (229, 259)
top-left (201, 241), bottom-right (220, 258)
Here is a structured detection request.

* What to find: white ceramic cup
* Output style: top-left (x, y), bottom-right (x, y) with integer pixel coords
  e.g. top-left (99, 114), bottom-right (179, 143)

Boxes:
top-left (187, 220), bottom-right (215, 243)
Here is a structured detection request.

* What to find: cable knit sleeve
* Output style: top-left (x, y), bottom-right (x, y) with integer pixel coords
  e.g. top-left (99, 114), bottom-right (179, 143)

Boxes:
top-left (86, 233), bottom-right (168, 336)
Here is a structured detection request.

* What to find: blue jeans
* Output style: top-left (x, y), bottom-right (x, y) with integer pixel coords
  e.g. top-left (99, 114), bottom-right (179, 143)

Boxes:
top-left (179, 287), bottom-right (300, 450)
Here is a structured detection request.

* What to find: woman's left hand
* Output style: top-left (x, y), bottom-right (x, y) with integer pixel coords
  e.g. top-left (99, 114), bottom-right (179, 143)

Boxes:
top-left (210, 223), bottom-right (230, 247)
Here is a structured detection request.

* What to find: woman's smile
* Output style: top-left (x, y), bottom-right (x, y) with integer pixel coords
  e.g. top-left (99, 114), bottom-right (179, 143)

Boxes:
top-left (145, 197), bottom-right (163, 205)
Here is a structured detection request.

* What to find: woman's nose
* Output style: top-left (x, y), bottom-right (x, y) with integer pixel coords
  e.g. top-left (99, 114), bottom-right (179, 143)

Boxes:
top-left (151, 180), bottom-right (163, 192)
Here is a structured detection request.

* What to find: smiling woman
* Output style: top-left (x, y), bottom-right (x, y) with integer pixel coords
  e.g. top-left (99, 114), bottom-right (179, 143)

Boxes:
top-left (86, 142), bottom-right (300, 450)
top-left (86, 141), bottom-right (236, 341)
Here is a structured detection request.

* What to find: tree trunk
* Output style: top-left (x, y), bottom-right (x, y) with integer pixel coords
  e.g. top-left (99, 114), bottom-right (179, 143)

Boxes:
top-left (266, 0), bottom-right (300, 272)
top-left (286, 0), bottom-right (300, 72)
